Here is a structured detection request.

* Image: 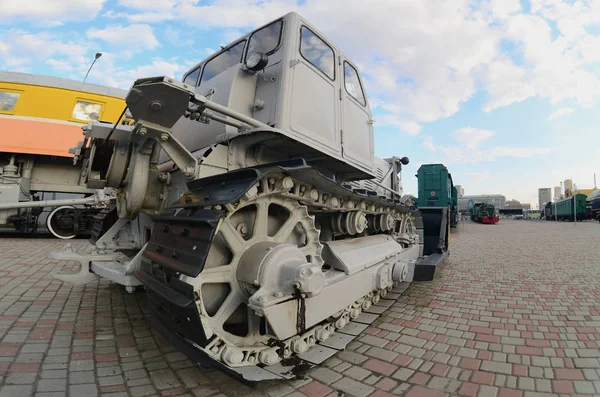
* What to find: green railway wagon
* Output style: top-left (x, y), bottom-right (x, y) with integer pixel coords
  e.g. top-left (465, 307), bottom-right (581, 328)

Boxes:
top-left (551, 194), bottom-right (587, 221)
top-left (416, 164), bottom-right (458, 228)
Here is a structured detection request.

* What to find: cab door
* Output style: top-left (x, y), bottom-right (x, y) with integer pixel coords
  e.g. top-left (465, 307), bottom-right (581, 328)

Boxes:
top-left (340, 58), bottom-right (374, 171)
top-left (288, 25), bottom-right (341, 156)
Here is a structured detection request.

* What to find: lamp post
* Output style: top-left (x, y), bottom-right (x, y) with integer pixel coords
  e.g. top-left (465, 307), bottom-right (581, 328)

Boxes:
top-left (83, 52), bottom-right (102, 83)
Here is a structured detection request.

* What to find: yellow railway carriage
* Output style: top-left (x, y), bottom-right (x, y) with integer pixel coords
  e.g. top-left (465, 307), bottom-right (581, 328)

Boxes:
top-left (0, 71), bottom-right (128, 238)
top-left (0, 70), bottom-right (129, 157)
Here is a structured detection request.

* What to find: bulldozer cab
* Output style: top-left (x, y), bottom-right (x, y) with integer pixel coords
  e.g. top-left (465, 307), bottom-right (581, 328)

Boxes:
top-left (174, 12), bottom-right (376, 181)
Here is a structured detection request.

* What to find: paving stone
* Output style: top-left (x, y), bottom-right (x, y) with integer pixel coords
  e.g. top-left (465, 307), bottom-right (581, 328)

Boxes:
top-left (331, 376), bottom-right (375, 397)
top-left (366, 346), bottom-right (399, 362)
top-left (481, 361), bottom-right (512, 375)
top-left (36, 379), bottom-right (67, 392)
top-left (69, 383), bottom-right (99, 397)
top-left (64, 369), bottom-right (93, 386)
top-left (41, 369), bottom-right (67, 379)
top-left (129, 385), bottom-right (157, 397)
top-left (344, 365), bottom-right (371, 380)
top-left (573, 380), bottom-right (596, 394)
top-left (334, 361), bottom-right (352, 372)
top-left (15, 352), bottom-right (44, 363)
top-left (98, 365), bottom-right (122, 377)
top-left (518, 377), bottom-right (535, 391)
top-left (0, 385), bottom-right (34, 396)
top-left (477, 385), bottom-right (498, 397)
top-left (99, 375), bottom-right (125, 387)
top-left (535, 379), bottom-right (551, 393)
top-left (573, 358), bottom-right (600, 368)
top-left (69, 359), bottom-right (94, 371)
top-left (309, 367), bottom-right (343, 384)
top-left (6, 372), bottom-right (37, 384)
top-left (427, 376), bottom-right (449, 391)
top-left (392, 368), bottom-right (415, 381)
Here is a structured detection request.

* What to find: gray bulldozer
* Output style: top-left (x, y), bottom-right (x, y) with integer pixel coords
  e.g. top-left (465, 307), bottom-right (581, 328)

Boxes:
top-left (53, 11), bottom-right (449, 382)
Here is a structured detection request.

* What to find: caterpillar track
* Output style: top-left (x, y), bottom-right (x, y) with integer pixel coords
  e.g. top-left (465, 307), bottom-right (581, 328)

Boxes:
top-left (137, 159), bottom-right (446, 383)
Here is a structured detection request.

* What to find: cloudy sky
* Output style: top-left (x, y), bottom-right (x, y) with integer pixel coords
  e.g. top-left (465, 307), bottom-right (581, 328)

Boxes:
top-left (2, 0), bottom-right (599, 207)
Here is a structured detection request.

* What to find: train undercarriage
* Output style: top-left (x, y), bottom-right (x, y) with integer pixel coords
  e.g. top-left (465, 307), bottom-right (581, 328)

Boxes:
top-left (0, 154), bottom-right (110, 239)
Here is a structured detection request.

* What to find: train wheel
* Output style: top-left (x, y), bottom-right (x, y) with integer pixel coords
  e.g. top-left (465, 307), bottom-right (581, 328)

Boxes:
top-left (47, 206), bottom-right (77, 239)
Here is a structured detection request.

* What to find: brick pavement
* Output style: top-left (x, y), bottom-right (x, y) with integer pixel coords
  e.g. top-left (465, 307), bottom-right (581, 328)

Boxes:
top-left (0, 220), bottom-right (598, 396)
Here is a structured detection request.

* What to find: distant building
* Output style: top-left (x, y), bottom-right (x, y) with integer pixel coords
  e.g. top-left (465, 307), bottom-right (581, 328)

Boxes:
top-left (564, 179), bottom-right (573, 197)
top-left (554, 186), bottom-right (561, 201)
top-left (458, 198), bottom-right (474, 214)
top-left (506, 199), bottom-right (521, 207)
top-left (459, 194), bottom-right (506, 213)
top-left (506, 199), bottom-right (531, 211)
top-left (455, 185), bottom-right (464, 197)
top-left (538, 188), bottom-right (552, 210)
top-left (574, 188), bottom-right (598, 197)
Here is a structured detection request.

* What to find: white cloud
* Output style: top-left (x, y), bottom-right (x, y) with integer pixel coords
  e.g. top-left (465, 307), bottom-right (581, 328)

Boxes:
top-left (483, 60), bottom-right (536, 111)
top-left (164, 26), bottom-right (193, 48)
top-left (499, 11), bottom-right (600, 109)
top-left (117, 0), bottom-right (195, 11)
top-left (78, 0), bottom-right (600, 134)
top-left (0, 0), bottom-right (106, 22)
top-left (3, 0), bottom-right (600, 139)
top-left (0, 27), bottom-right (191, 90)
top-left (129, 0), bottom-right (600, 132)
top-left (548, 106), bottom-right (575, 120)
top-left (423, 136), bottom-right (436, 151)
top-left (453, 127), bottom-right (495, 150)
top-left (76, 53), bottom-right (191, 89)
top-left (87, 24), bottom-right (159, 50)
top-left (424, 127), bottom-right (554, 164)
top-left (0, 30), bottom-right (89, 71)
top-left (130, 58), bottom-right (184, 80)
top-left (486, 0), bottom-right (522, 20)
top-left (376, 115), bottom-right (421, 135)
top-left (490, 147), bottom-right (554, 157)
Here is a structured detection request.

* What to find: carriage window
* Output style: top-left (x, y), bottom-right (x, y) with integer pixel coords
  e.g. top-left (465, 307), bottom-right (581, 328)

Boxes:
top-left (183, 67), bottom-right (201, 86)
top-left (200, 40), bottom-right (246, 84)
top-left (344, 62), bottom-right (366, 105)
top-left (300, 27), bottom-right (335, 80)
top-left (72, 100), bottom-right (103, 121)
top-left (247, 20), bottom-right (283, 56)
top-left (0, 91), bottom-right (20, 112)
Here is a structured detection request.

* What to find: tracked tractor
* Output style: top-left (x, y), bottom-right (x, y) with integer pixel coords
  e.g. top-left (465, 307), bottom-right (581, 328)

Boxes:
top-left (53, 12), bottom-right (449, 381)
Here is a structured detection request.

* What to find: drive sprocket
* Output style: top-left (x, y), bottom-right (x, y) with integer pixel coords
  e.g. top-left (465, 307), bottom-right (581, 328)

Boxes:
top-left (180, 194), bottom-right (322, 352)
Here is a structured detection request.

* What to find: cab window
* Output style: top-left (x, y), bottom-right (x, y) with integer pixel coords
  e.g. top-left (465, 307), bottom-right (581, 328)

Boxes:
top-left (183, 67), bottom-right (201, 86)
top-left (300, 26), bottom-right (335, 80)
top-left (344, 62), bottom-right (366, 106)
top-left (200, 40), bottom-right (246, 85)
top-left (247, 20), bottom-right (283, 57)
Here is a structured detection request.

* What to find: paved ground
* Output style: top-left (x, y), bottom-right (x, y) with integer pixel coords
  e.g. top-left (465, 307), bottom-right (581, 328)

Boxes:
top-left (0, 220), bottom-right (599, 397)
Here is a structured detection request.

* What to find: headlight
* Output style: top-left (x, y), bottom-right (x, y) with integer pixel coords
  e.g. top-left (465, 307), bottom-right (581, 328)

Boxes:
top-left (245, 52), bottom-right (269, 72)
